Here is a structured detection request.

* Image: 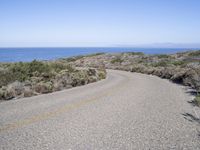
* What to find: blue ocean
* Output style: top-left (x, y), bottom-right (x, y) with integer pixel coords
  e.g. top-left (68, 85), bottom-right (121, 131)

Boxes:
top-left (0, 47), bottom-right (196, 62)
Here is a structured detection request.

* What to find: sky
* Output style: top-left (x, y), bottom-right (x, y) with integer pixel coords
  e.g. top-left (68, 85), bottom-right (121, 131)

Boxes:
top-left (0, 0), bottom-right (200, 47)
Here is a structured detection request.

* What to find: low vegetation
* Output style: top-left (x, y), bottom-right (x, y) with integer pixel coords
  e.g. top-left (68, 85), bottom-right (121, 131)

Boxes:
top-left (111, 57), bottom-right (123, 64)
top-left (195, 95), bottom-right (200, 106)
top-left (0, 60), bottom-right (106, 100)
top-left (73, 50), bottom-right (200, 106)
top-left (188, 50), bottom-right (200, 57)
top-left (1, 50), bottom-right (199, 104)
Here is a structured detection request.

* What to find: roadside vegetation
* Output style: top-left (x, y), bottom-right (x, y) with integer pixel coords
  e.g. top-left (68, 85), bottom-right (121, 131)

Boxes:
top-left (73, 50), bottom-right (200, 106)
top-left (195, 95), bottom-right (200, 106)
top-left (0, 60), bottom-right (106, 100)
top-left (1, 50), bottom-right (199, 105)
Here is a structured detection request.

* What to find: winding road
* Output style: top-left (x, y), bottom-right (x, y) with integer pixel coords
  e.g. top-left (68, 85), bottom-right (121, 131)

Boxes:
top-left (0, 70), bottom-right (200, 149)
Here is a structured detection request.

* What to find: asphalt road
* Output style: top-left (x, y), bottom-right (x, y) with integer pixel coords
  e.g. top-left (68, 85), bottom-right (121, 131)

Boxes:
top-left (0, 70), bottom-right (200, 150)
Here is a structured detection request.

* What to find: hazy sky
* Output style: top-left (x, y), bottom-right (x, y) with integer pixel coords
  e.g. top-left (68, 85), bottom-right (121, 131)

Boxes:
top-left (1, 0), bottom-right (200, 47)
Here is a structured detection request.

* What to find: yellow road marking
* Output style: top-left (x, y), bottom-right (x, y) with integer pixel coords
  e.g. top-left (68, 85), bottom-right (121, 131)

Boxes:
top-left (0, 74), bottom-right (130, 133)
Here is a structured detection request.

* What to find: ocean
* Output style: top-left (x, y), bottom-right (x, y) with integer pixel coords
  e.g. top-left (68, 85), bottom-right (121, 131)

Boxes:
top-left (0, 47), bottom-right (196, 62)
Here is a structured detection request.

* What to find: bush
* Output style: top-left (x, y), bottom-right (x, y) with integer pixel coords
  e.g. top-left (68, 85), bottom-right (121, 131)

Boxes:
top-left (188, 50), bottom-right (200, 57)
top-left (0, 59), bottom-right (107, 100)
top-left (50, 62), bottom-right (74, 73)
top-left (152, 61), bottom-right (169, 67)
top-left (156, 54), bottom-right (170, 59)
top-left (8, 60), bottom-right (51, 82)
top-left (0, 68), bottom-right (15, 87)
top-left (111, 57), bottom-right (123, 64)
top-left (195, 95), bottom-right (200, 106)
top-left (171, 61), bottom-right (186, 66)
top-left (125, 52), bottom-right (144, 55)
top-left (98, 71), bottom-right (106, 79)
top-left (85, 53), bottom-right (105, 57)
top-left (34, 82), bottom-right (53, 94)
top-left (0, 60), bottom-right (76, 87)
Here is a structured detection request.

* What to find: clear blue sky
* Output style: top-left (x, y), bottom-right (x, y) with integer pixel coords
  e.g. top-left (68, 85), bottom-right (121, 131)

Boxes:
top-left (0, 0), bottom-right (200, 47)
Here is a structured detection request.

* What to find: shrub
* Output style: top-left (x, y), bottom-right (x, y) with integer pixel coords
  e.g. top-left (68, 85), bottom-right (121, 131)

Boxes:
top-left (0, 68), bottom-right (15, 87)
top-left (171, 61), bottom-right (186, 66)
top-left (50, 62), bottom-right (74, 73)
top-left (125, 52), bottom-right (144, 55)
top-left (156, 54), bottom-right (170, 59)
top-left (8, 60), bottom-right (51, 81)
top-left (34, 82), bottom-right (53, 94)
top-left (111, 57), bottom-right (123, 64)
top-left (62, 55), bottom-right (85, 62)
top-left (188, 50), bottom-right (200, 57)
top-left (98, 71), bottom-right (106, 79)
top-left (195, 95), bottom-right (200, 106)
top-left (0, 60), bottom-right (77, 87)
top-left (85, 53), bottom-right (105, 57)
top-left (152, 61), bottom-right (169, 67)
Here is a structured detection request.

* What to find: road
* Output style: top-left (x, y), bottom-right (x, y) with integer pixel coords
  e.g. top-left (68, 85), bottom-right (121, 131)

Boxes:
top-left (0, 70), bottom-right (199, 150)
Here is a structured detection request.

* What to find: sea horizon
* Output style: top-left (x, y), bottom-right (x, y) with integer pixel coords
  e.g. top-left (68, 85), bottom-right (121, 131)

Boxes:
top-left (0, 47), bottom-right (199, 62)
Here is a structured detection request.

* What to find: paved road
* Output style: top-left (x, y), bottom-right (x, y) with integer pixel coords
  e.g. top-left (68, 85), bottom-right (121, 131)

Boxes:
top-left (0, 70), bottom-right (200, 150)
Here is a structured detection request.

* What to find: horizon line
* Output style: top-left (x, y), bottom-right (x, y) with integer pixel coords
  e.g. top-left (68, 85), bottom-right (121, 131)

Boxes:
top-left (0, 46), bottom-right (200, 49)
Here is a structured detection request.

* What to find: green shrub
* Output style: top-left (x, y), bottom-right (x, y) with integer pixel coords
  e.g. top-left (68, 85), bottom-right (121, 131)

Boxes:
top-left (152, 61), bottom-right (169, 67)
top-left (85, 53), bottom-right (105, 57)
top-left (0, 68), bottom-right (15, 87)
top-left (62, 55), bottom-right (85, 62)
top-left (171, 61), bottom-right (186, 66)
top-left (8, 60), bottom-right (51, 81)
top-left (188, 50), bottom-right (200, 57)
top-left (0, 60), bottom-right (76, 87)
top-left (156, 54), bottom-right (170, 59)
top-left (50, 62), bottom-right (74, 73)
top-left (111, 57), bottom-right (123, 64)
top-left (98, 71), bottom-right (106, 79)
top-left (125, 52), bottom-right (144, 55)
top-left (195, 95), bottom-right (200, 106)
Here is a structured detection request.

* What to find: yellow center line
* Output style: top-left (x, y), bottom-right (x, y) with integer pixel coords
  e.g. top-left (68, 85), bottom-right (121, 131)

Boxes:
top-left (0, 75), bottom-right (131, 133)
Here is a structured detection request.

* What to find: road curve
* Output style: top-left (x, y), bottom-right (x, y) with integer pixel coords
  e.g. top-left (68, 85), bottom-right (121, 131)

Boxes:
top-left (0, 70), bottom-right (199, 150)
